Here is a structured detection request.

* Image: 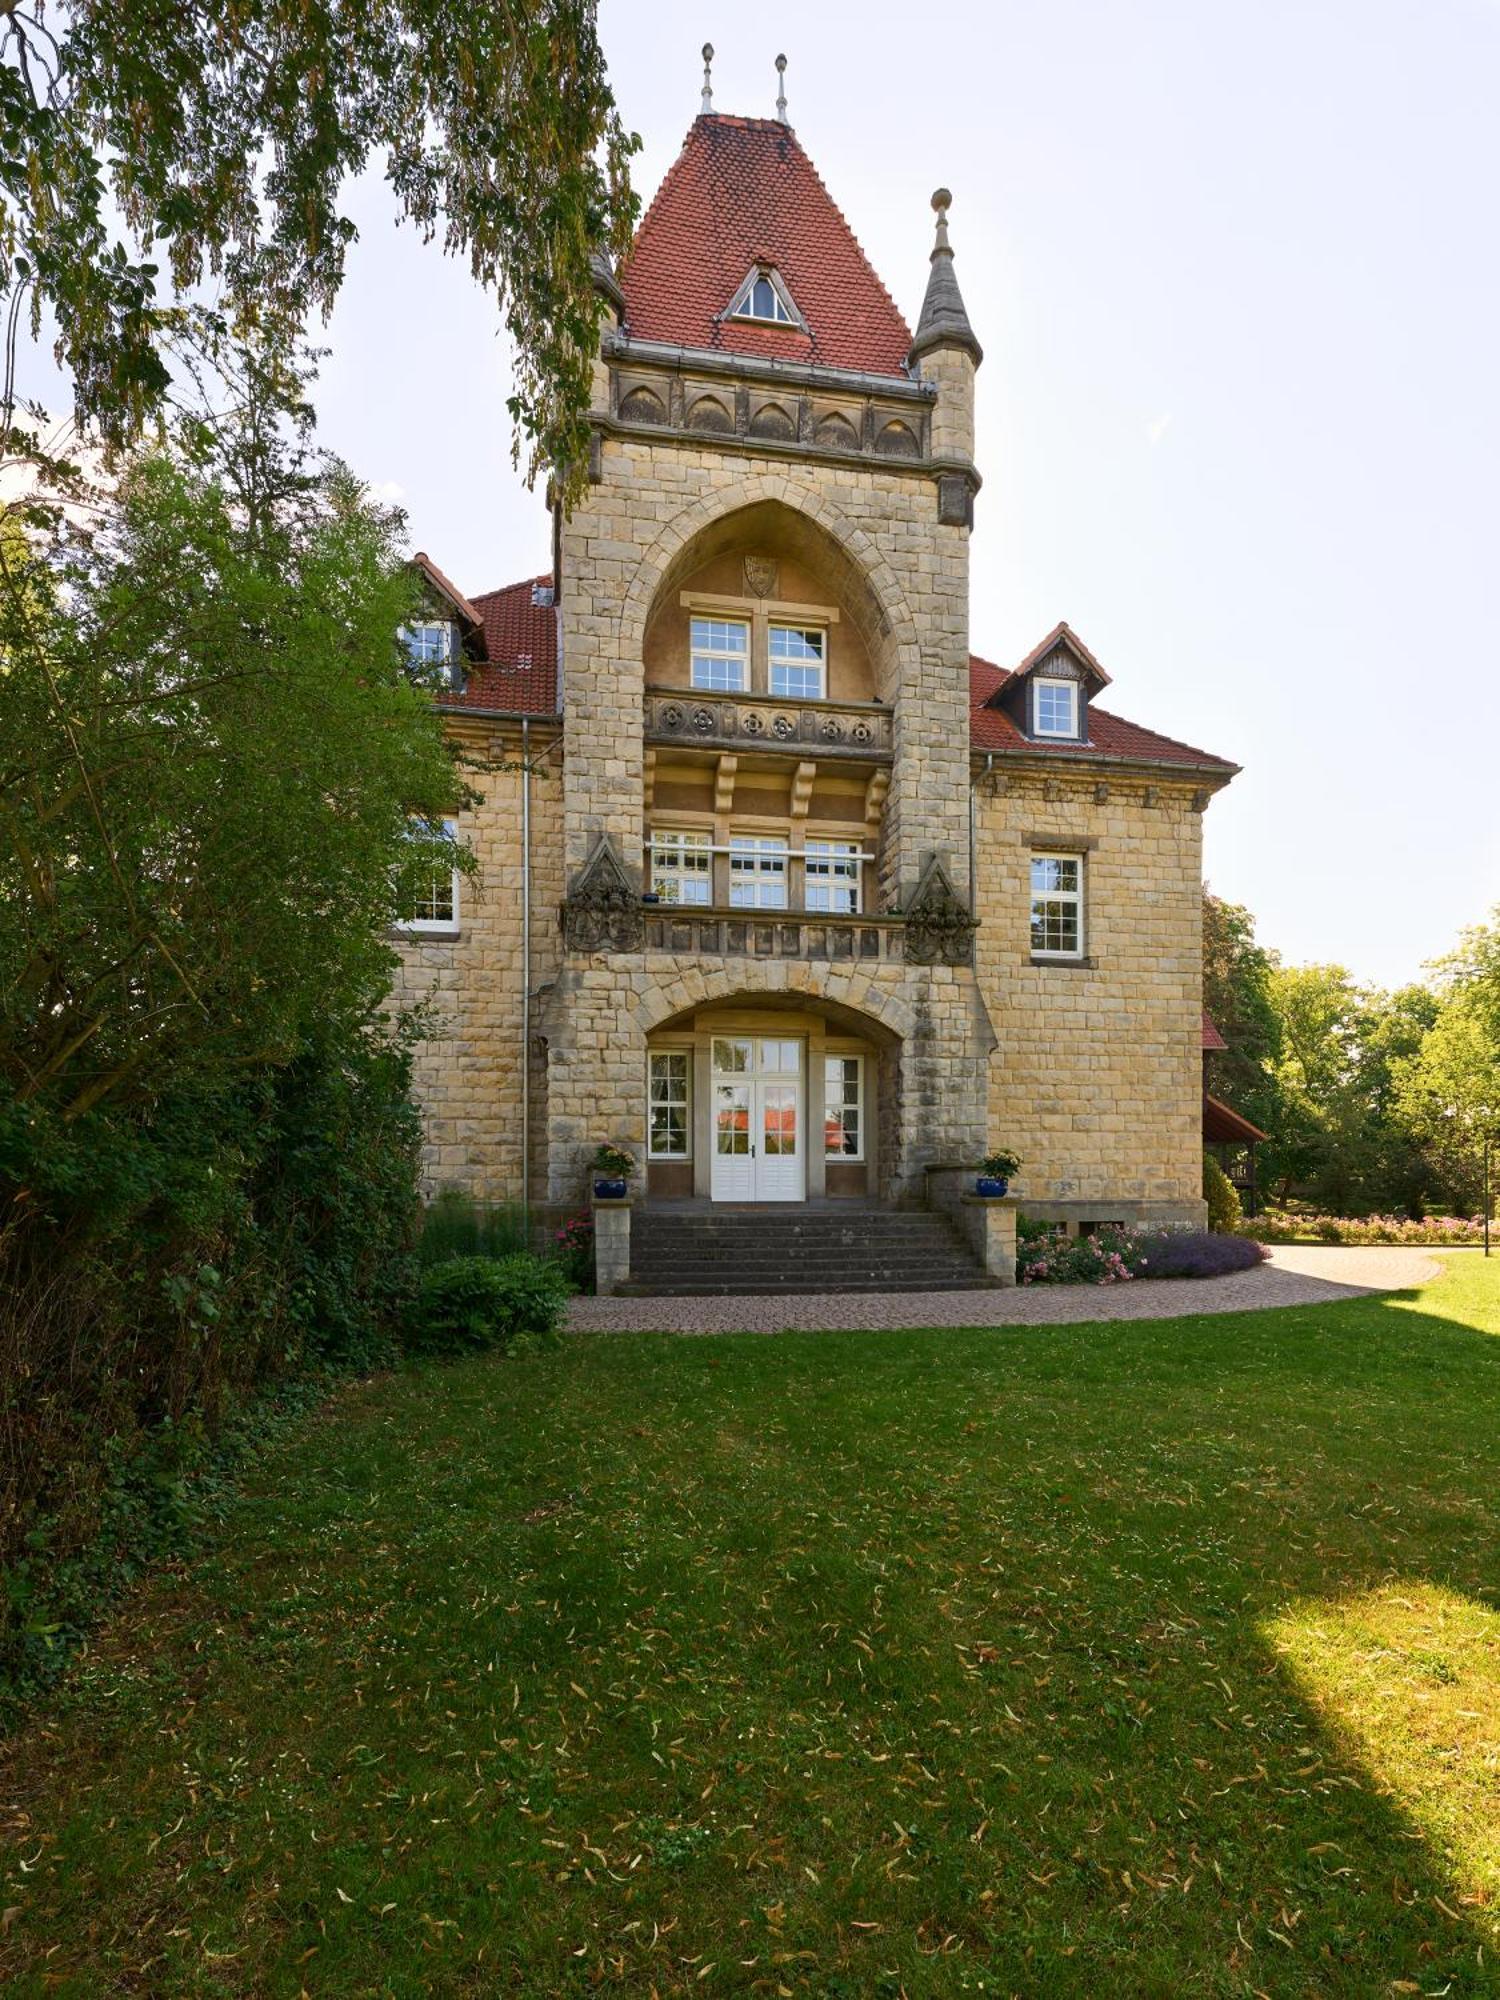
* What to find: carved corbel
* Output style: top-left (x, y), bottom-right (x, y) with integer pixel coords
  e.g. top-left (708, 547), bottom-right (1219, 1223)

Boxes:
top-left (714, 753), bottom-right (738, 816)
top-left (789, 760), bottom-right (817, 820)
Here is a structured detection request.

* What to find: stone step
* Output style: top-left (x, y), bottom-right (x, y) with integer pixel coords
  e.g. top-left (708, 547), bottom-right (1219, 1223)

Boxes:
top-left (614, 1276), bottom-right (1005, 1297)
top-left (622, 1204), bottom-right (993, 1296)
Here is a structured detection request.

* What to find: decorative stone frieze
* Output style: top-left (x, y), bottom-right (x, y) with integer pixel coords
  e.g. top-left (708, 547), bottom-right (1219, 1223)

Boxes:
top-left (644, 689), bottom-right (893, 759)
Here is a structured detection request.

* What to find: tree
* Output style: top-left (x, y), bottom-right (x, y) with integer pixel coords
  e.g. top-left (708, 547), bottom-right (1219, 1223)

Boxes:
top-left (0, 0), bottom-right (636, 497)
top-left (1202, 888), bottom-right (1286, 1149)
top-left (0, 440), bottom-right (470, 1240)
top-left (1396, 907), bottom-right (1500, 1215)
top-left (1269, 965), bottom-right (1441, 1214)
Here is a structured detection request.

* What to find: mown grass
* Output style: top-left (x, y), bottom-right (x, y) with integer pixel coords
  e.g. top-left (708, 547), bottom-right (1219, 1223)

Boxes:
top-left (2, 1257), bottom-right (1499, 1995)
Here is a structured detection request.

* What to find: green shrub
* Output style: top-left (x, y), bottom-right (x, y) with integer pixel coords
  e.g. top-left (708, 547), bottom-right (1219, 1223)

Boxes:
top-left (417, 1189), bottom-right (532, 1267)
top-left (1203, 1153), bottom-right (1242, 1233)
top-left (404, 1254), bottom-right (569, 1358)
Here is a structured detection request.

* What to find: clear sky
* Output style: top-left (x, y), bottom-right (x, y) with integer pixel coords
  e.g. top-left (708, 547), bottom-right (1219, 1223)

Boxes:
top-left (27, 1), bottom-right (1500, 988)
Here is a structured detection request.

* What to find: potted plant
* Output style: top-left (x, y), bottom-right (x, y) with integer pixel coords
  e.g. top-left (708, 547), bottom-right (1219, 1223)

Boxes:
top-left (976, 1148), bottom-right (1020, 1198)
top-left (591, 1144), bottom-right (634, 1200)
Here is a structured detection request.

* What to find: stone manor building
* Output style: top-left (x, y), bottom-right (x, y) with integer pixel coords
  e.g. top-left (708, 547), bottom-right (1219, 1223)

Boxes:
top-left (394, 82), bottom-right (1239, 1271)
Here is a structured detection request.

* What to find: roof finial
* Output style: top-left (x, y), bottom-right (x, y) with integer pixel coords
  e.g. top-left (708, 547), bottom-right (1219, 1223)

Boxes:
top-left (774, 53), bottom-right (788, 124)
top-left (909, 185), bottom-right (983, 368)
top-left (700, 43), bottom-right (715, 115)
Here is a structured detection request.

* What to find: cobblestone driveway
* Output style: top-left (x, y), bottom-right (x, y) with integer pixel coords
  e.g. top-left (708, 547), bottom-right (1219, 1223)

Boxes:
top-left (568, 1245), bottom-right (1444, 1335)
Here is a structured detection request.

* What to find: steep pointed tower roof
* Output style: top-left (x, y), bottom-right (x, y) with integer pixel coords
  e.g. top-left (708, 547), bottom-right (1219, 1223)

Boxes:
top-left (908, 189), bottom-right (982, 366)
top-left (617, 115), bottom-right (914, 379)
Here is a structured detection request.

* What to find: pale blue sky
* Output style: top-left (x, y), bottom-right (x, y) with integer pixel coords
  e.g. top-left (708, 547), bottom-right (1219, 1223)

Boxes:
top-left (30, 1), bottom-right (1500, 986)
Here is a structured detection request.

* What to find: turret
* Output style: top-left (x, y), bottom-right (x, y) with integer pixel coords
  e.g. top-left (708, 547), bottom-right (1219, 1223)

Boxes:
top-left (908, 189), bottom-right (981, 468)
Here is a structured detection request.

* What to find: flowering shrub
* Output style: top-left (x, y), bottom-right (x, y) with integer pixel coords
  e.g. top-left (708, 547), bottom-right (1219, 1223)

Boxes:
top-left (1247, 1211), bottom-right (1485, 1247)
top-left (1017, 1221), bottom-right (1270, 1285)
top-left (1017, 1227), bottom-right (1139, 1286)
top-left (553, 1213), bottom-right (595, 1292)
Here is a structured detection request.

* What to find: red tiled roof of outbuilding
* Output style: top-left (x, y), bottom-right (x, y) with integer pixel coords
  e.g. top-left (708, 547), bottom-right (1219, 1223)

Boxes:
top-left (617, 115), bottom-right (914, 378)
top-left (1201, 1011), bottom-right (1228, 1051)
top-left (436, 574), bottom-right (558, 716)
top-left (968, 654), bottom-right (1236, 771)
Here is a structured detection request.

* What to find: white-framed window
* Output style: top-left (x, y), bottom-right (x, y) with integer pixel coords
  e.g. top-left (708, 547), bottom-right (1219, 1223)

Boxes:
top-left (690, 616), bottom-right (749, 692)
top-left (402, 621), bottom-right (454, 669)
top-left (1033, 676), bottom-right (1079, 738)
top-left (648, 830), bottom-right (713, 905)
top-left (729, 837), bottom-right (788, 910)
top-left (824, 1055), bottom-right (863, 1160)
top-left (769, 624), bottom-right (826, 700)
top-left (1030, 852), bottom-right (1083, 959)
top-left (404, 816), bottom-right (460, 934)
top-left (648, 1050), bottom-right (691, 1159)
top-left (804, 841), bottom-right (862, 914)
top-left (728, 269), bottom-right (799, 325)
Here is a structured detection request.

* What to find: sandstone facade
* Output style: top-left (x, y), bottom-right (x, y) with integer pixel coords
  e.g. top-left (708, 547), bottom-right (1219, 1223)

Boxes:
top-left (391, 111), bottom-right (1236, 1233)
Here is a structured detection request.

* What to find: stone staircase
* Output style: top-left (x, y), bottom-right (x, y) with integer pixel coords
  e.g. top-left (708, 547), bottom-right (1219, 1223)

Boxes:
top-left (621, 1205), bottom-right (996, 1296)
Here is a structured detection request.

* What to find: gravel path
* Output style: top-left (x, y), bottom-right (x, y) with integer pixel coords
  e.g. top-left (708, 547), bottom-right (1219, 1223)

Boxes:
top-left (568, 1244), bottom-right (1444, 1335)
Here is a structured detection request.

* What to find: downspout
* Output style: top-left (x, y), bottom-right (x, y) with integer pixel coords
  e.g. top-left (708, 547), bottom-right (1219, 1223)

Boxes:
top-left (521, 715), bottom-right (531, 1213)
top-left (970, 752), bottom-right (994, 914)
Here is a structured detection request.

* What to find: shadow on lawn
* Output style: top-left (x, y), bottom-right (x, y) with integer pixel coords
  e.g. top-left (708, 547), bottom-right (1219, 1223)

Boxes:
top-left (0, 1282), bottom-right (1498, 1995)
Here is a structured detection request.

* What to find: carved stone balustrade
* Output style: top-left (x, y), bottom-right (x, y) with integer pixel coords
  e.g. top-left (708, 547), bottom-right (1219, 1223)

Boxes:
top-left (643, 689), bottom-right (893, 761)
top-left (641, 907), bottom-right (905, 964)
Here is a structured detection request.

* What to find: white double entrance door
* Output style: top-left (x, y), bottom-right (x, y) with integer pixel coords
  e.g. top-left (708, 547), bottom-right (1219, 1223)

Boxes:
top-left (710, 1036), bottom-right (805, 1202)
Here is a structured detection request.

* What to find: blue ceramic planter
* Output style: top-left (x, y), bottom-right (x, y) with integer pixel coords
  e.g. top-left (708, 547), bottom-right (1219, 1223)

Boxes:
top-left (975, 1175), bottom-right (1010, 1197)
top-left (593, 1178), bottom-right (628, 1200)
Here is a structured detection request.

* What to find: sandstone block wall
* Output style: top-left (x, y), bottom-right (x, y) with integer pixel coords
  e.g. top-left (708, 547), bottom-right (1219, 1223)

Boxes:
top-left (559, 440), bottom-right (974, 908)
top-left (974, 767), bottom-right (1207, 1218)
top-left (390, 720), bottom-right (564, 1203)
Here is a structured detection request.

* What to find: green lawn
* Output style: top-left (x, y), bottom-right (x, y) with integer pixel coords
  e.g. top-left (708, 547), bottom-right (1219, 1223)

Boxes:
top-left (4, 1260), bottom-right (1500, 1996)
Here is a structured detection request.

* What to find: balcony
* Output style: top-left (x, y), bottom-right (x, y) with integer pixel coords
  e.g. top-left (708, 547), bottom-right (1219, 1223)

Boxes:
top-left (642, 905), bottom-right (906, 963)
top-left (643, 687), bottom-right (892, 761)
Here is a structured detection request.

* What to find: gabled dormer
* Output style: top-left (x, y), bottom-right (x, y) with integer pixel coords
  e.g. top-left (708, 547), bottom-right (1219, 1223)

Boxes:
top-left (723, 263), bottom-right (805, 330)
top-left (989, 623), bottom-right (1111, 745)
top-left (406, 551), bottom-right (488, 693)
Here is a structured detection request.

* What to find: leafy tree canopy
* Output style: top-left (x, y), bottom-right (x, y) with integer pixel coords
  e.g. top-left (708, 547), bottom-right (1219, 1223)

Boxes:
top-left (0, 0), bottom-right (637, 499)
top-left (0, 418), bottom-right (473, 1235)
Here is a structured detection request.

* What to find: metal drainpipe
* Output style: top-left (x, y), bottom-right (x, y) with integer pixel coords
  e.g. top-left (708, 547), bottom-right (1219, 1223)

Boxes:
top-left (970, 753), bottom-right (994, 913)
top-left (521, 716), bottom-right (531, 1214)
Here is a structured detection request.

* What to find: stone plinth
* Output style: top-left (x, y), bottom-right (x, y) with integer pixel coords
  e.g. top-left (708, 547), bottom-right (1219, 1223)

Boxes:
top-left (592, 1196), bottom-right (632, 1296)
top-left (960, 1193), bottom-right (1020, 1285)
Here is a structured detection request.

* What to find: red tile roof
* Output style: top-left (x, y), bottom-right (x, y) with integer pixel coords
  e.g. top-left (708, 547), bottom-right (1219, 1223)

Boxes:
top-left (436, 574), bottom-right (558, 716)
top-left (1201, 1011), bottom-right (1228, 1051)
top-left (617, 116), bottom-right (913, 378)
top-left (969, 655), bottom-right (1235, 770)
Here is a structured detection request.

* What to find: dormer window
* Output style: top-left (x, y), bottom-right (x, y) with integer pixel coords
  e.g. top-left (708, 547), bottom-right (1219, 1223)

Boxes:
top-left (403, 621), bottom-right (455, 669)
top-left (726, 266), bottom-right (801, 327)
top-left (1033, 677), bottom-right (1079, 739)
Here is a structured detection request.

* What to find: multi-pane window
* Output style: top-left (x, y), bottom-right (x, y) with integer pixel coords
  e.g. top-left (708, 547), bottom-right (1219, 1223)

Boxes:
top-left (824, 1055), bottom-right (863, 1159)
top-left (1033, 676), bottom-right (1079, 738)
top-left (769, 625), bottom-right (826, 700)
top-left (648, 1051), bottom-right (691, 1158)
top-left (1030, 852), bottom-right (1083, 958)
top-left (804, 841), bottom-right (862, 914)
top-left (405, 817), bottom-right (459, 933)
top-left (690, 617), bottom-right (749, 692)
top-left (402, 621), bottom-right (454, 669)
top-left (648, 830), bottom-right (712, 905)
top-left (729, 837), bottom-right (788, 910)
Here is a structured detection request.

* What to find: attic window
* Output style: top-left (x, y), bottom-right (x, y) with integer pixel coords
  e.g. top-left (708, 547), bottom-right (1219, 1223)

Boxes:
top-left (727, 267), bottom-right (801, 327)
top-left (1033, 677), bottom-right (1080, 739)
